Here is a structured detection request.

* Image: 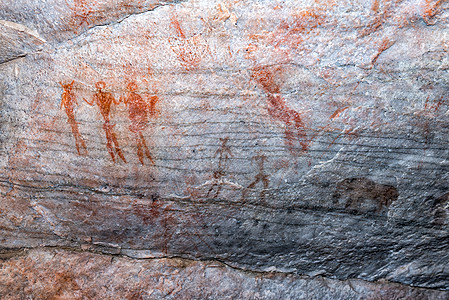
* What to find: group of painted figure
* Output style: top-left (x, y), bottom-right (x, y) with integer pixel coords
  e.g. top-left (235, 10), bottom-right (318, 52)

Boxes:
top-left (59, 64), bottom-right (314, 168)
top-left (60, 80), bottom-right (158, 165)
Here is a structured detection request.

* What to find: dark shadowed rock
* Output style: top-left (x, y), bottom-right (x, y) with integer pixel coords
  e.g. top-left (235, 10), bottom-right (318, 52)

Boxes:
top-left (333, 177), bottom-right (398, 213)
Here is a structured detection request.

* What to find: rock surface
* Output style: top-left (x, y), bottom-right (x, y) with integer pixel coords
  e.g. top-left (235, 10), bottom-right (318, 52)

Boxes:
top-left (1, 0), bottom-right (449, 297)
top-left (1, 248), bottom-right (448, 299)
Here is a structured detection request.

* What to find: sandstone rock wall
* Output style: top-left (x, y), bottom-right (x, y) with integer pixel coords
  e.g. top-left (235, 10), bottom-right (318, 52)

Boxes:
top-left (1, 0), bottom-right (449, 297)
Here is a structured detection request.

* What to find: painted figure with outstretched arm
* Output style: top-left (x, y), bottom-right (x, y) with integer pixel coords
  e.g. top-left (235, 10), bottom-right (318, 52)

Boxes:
top-left (84, 81), bottom-right (126, 163)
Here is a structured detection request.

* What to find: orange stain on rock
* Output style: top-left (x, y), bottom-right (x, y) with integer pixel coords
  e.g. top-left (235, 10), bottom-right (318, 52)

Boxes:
top-left (423, 0), bottom-right (444, 25)
top-left (361, 0), bottom-right (443, 35)
top-left (371, 0), bottom-right (380, 13)
top-left (246, 5), bottom-right (330, 68)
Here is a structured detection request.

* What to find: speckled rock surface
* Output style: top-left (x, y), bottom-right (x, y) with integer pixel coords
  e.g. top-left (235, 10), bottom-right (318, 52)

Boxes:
top-left (1, 0), bottom-right (449, 297)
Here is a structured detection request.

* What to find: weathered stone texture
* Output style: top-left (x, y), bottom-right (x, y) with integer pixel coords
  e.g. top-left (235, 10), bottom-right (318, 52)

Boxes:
top-left (1, 0), bottom-right (449, 297)
top-left (1, 248), bottom-right (448, 299)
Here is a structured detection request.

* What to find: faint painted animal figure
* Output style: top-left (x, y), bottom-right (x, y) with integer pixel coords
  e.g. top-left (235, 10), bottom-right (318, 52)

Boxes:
top-left (242, 154), bottom-right (270, 203)
top-left (121, 81), bottom-right (157, 165)
top-left (333, 177), bottom-right (398, 213)
top-left (84, 81), bottom-right (126, 163)
top-left (252, 66), bottom-right (310, 154)
top-left (59, 80), bottom-right (87, 155)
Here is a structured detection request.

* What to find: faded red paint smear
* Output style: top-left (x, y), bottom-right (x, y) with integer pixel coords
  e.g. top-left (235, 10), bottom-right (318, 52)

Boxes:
top-left (132, 198), bottom-right (218, 255)
top-left (274, 9), bottom-right (324, 48)
top-left (416, 94), bottom-right (449, 168)
top-left (69, 0), bottom-right (97, 28)
top-left (171, 17), bottom-right (186, 39)
top-left (30, 90), bottom-right (59, 144)
top-left (169, 16), bottom-right (210, 71)
top-left (372, 38), bottom-right (394, 64)
top-left (242, 154), bottom-right (269, 203)
top-left (423, 0), bottom-right (444, 24)
top-left (423, 95), bottom-right (447, 113)
top-left (252, 66), bottom-right (310, 154)
top-left (133, 197), bottom-right (164, 225)
top-left (133, 198), bottom-right (174, 254)
top-left (60, 81), bottom-right (88, 156)
top-left (248, 6), bottom-right (327, 61)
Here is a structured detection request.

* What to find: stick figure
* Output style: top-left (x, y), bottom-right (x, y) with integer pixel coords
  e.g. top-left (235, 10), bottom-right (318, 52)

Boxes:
top-left (121, 81), bottom-right (155, 165)
top-left (84, 81), bottom-right (126, 163)
top-left (207, 137), bottom-right (233, 198)
top-left (59, 80), bottom-right (87, 156)
top-left (242, 154), bottom-right (270, 203)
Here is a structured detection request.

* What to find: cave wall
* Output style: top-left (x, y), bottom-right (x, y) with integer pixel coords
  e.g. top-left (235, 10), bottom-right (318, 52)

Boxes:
top-left (1, 0), bottom-right (449, 298)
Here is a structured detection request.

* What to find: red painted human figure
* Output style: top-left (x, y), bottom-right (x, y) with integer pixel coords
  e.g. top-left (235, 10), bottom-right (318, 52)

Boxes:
top-left (59, 80), bottom-right (87, 155)
top-left (252, 66), bottom-right (310, 154)
top-left (121, 81), bottom-right (156, 165)
top-left (84, 81), bottom-right (126, 163)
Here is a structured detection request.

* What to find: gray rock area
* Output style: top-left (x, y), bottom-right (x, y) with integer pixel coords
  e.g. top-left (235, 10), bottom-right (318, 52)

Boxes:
top-left (1, 0), bottom-right (449, 297)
